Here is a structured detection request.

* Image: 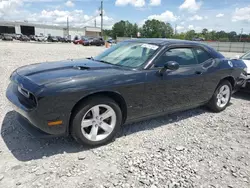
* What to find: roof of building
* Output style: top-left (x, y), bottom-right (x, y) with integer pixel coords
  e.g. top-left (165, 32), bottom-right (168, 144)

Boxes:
top-left (0, 20), bottom-right (101, 32)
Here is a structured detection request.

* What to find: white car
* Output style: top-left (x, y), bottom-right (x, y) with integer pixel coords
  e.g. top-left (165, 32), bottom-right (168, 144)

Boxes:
top-left (236, 51), bottom-right (250, 90)
top-left (34, 35), bottom-right (46, 42)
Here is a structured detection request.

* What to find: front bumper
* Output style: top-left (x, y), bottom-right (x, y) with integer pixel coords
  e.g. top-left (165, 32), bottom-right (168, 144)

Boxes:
top-left (6, 82), bottom-right (68, 137)
top-left (241, 75), bottom-right (250, 91)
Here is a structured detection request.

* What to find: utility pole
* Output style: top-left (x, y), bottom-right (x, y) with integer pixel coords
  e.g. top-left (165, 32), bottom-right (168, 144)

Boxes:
top-left (100, 0), bottom-right (103, 37)
top-left (95, 19), bottom-right (97, 27)
top-left (239, 28), bottom-right (243, 42)
top-left (174, 24), bottom-right (177, 35)
top-left (67, 17), bottom-right (69, 37)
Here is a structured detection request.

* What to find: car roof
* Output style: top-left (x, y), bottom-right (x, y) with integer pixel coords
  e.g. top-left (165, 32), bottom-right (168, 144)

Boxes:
top-left (124, 38), bottom-right (206, 46)
top-left (124, 38), bottom-right (224, 58)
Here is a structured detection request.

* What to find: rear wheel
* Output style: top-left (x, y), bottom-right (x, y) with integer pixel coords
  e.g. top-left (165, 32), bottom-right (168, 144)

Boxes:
top-left (71, 96), bottom-right (122, 146)
top-left (207, 80), bottom-right (232, 112)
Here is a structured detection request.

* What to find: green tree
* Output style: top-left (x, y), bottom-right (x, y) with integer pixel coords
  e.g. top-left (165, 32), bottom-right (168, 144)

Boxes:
top-left (202, 28), bottom-right (208, 36)
top-left (216, 30), bottom-right (228, 41)
top-left (201, 28), bottom-right (208, 39)
top-left (142, 19), bottom-right (173, 38)
top-left (112, 20), bottom-right (138, 38)
top-left (185, 30), bottom-right (196, 40)
top-left (103, 29), bottom-right (113, 38)
top-left (228, 31), bottom-right (237, 42)
top-left (207, 30), bottom-right (217, 41)
top-left (165, 23), bottom-right (174, 38)
top-left (173, 32), bottom-right (186, 40)
top-left (132, 23), bottom-right (139, 37)
top-left (112, 20), bottom-right (126, 38)
top-left (124, 21), bottom-right (134, 37)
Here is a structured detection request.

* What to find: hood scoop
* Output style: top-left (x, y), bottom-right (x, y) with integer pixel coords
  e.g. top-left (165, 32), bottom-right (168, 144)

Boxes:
top-left (73, 65), bottom-right (90, 70)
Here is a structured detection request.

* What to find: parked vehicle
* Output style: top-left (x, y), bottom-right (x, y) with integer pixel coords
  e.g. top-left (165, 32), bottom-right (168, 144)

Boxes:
top-left (107, 38), bottom-right (116, 44)
top-left (6, 39), bottom-right (247, 146)
top-left (56, 36), bottom-right (71, 43)
top-left (19, 35), bottom-right (30, 41)
top-left (82, 37), bottom-right (90, 46)
top-left (192, 37), bottom-right (205, 41)
top-left (1, 34), bottom-right (13, 41)
top-left (90, 37), bottom-right (105, 46)
top-left (73, 36), bottom-right (89, 45)
top-left (234, 51), bottom-right (250, 91)
top-left (13, 34), bottom-right (22, 40)
top-left (34, 35), bottom-right (46, 42)
top-left (47, 36), bottom-right (58, 42)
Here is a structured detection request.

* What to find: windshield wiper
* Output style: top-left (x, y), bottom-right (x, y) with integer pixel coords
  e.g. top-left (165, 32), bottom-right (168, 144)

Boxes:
top-left (87, 57), bottom-right (119, 66)
top-left (94, 59), bottom-right (114, 65)
top-left (86, 57), bottom-right (95, 60)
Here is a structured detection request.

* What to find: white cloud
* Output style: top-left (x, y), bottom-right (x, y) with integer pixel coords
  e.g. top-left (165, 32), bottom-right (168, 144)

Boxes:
top-left (188, 25), bottom-right (194, 30)
top-left (65, 0), bottom-right (74, 7)
top-left (0, 0), bottom-right (22, 17)
top-left (188, 24), bottom-right (201, 32)
top-left (179, 0), bottom-right (202, 13)
top-left (148, 10), bottom-right (178, 22)
top-left (189, 14), bottom-right (203, 20)
top-left (115, 0), bottom-right (145, 7)
top-left (216, 13), bottom-right (224, 18)
top-left (232, 6), bottom-right (250, 22)
top-left (0, 0), bottom-right (114, 29)
top-left (24, 9), bottom-right (114, 28)
top-left (176, 25), bottom-right (184, 31)
top-left (180, 21), bottom-right (185, 25)
top-left (149, 0), bottom-right (161, 6)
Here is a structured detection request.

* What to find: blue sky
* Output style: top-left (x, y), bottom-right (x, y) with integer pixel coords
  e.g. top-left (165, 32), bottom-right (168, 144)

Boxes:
top-left (1, 0), bottom-right (250, 33)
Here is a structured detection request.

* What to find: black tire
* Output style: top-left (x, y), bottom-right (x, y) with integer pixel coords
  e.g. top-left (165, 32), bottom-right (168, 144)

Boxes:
top-left (71, 96), bottom-right (122, 146)
top-left (207, 80), bottom-right (232, 112)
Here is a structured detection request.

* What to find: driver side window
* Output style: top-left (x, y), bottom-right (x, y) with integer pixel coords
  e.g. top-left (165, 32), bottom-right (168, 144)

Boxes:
top-left (154, 48), bottom-right (197, 67)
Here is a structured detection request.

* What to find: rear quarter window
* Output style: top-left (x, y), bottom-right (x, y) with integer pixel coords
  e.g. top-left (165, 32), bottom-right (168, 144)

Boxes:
top-left (194, 48), bottom-right (212, 63)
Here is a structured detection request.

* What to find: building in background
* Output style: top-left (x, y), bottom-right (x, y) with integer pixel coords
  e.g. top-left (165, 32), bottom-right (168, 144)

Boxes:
top-left (0, 21), bottom-right (101, 38)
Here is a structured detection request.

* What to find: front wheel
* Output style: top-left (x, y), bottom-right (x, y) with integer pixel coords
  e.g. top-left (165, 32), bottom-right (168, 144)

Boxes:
top-left (71, 96), bottom-right (122, 146)
top-left (207, 80), bottom-right (232, 112)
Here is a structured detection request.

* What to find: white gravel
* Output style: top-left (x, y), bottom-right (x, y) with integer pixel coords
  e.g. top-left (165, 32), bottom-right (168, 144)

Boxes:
top-left (0, 41), bottom-right (249, 188)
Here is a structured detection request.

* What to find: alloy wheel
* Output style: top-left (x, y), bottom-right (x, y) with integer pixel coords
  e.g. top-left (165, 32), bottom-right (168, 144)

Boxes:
top-left (81, 104), bottom-right (117, 142)
top-left (216, 85), bottom-right (230, 108)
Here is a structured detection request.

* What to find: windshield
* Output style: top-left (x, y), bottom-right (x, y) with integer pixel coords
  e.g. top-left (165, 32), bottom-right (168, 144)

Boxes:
top-left (241, 51), bottom-right (250, 60)
top-left (94, 42), bottom-right (159, 68)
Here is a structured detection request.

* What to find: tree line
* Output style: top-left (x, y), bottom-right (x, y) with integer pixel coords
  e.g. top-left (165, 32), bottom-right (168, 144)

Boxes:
top-left (104, 19), bottom-right (250, 42)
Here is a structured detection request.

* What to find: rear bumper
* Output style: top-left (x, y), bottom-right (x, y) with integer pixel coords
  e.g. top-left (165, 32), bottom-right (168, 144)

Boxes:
top-left (6, 82), bottom-right (69, 137)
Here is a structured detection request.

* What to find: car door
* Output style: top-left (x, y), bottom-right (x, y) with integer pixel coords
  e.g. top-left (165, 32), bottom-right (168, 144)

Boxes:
top-left (192, 47), bottom-right (217, 102)
top-left (143, 46), bottom-right (206, 116)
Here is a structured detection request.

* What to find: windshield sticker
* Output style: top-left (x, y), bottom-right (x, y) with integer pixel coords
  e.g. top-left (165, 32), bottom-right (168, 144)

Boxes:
top-left (141, 44), bottom-right (159, 50)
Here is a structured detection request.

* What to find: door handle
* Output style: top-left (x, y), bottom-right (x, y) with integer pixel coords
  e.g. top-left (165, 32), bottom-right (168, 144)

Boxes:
top-left (195, 71), bottom-right (203, 75)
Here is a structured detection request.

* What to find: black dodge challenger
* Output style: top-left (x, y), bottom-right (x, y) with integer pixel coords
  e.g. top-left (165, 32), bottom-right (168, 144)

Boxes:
top-left (6, 39), bottom-right (247, 146)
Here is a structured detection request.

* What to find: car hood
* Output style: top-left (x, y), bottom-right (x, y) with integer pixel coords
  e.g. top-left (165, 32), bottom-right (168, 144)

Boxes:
top-left (16, 59), bottom-right (128, 86)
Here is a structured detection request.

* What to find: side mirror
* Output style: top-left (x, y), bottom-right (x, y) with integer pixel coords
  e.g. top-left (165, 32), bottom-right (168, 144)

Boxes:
top-left (159, 61), bottom-right (179, 75)
top-left (234, 55), bottom-right (240, 59)
top-left (164, 61), bottom-right (180, 71)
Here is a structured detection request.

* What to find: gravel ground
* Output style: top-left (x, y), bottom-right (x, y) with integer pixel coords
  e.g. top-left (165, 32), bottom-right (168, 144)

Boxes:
top-left (0, 41), bottom-right (249, 188)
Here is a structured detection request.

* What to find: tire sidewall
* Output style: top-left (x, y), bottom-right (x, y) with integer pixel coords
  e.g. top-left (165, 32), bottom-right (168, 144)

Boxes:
top-left (71, 97), bottom-right (122, 146)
